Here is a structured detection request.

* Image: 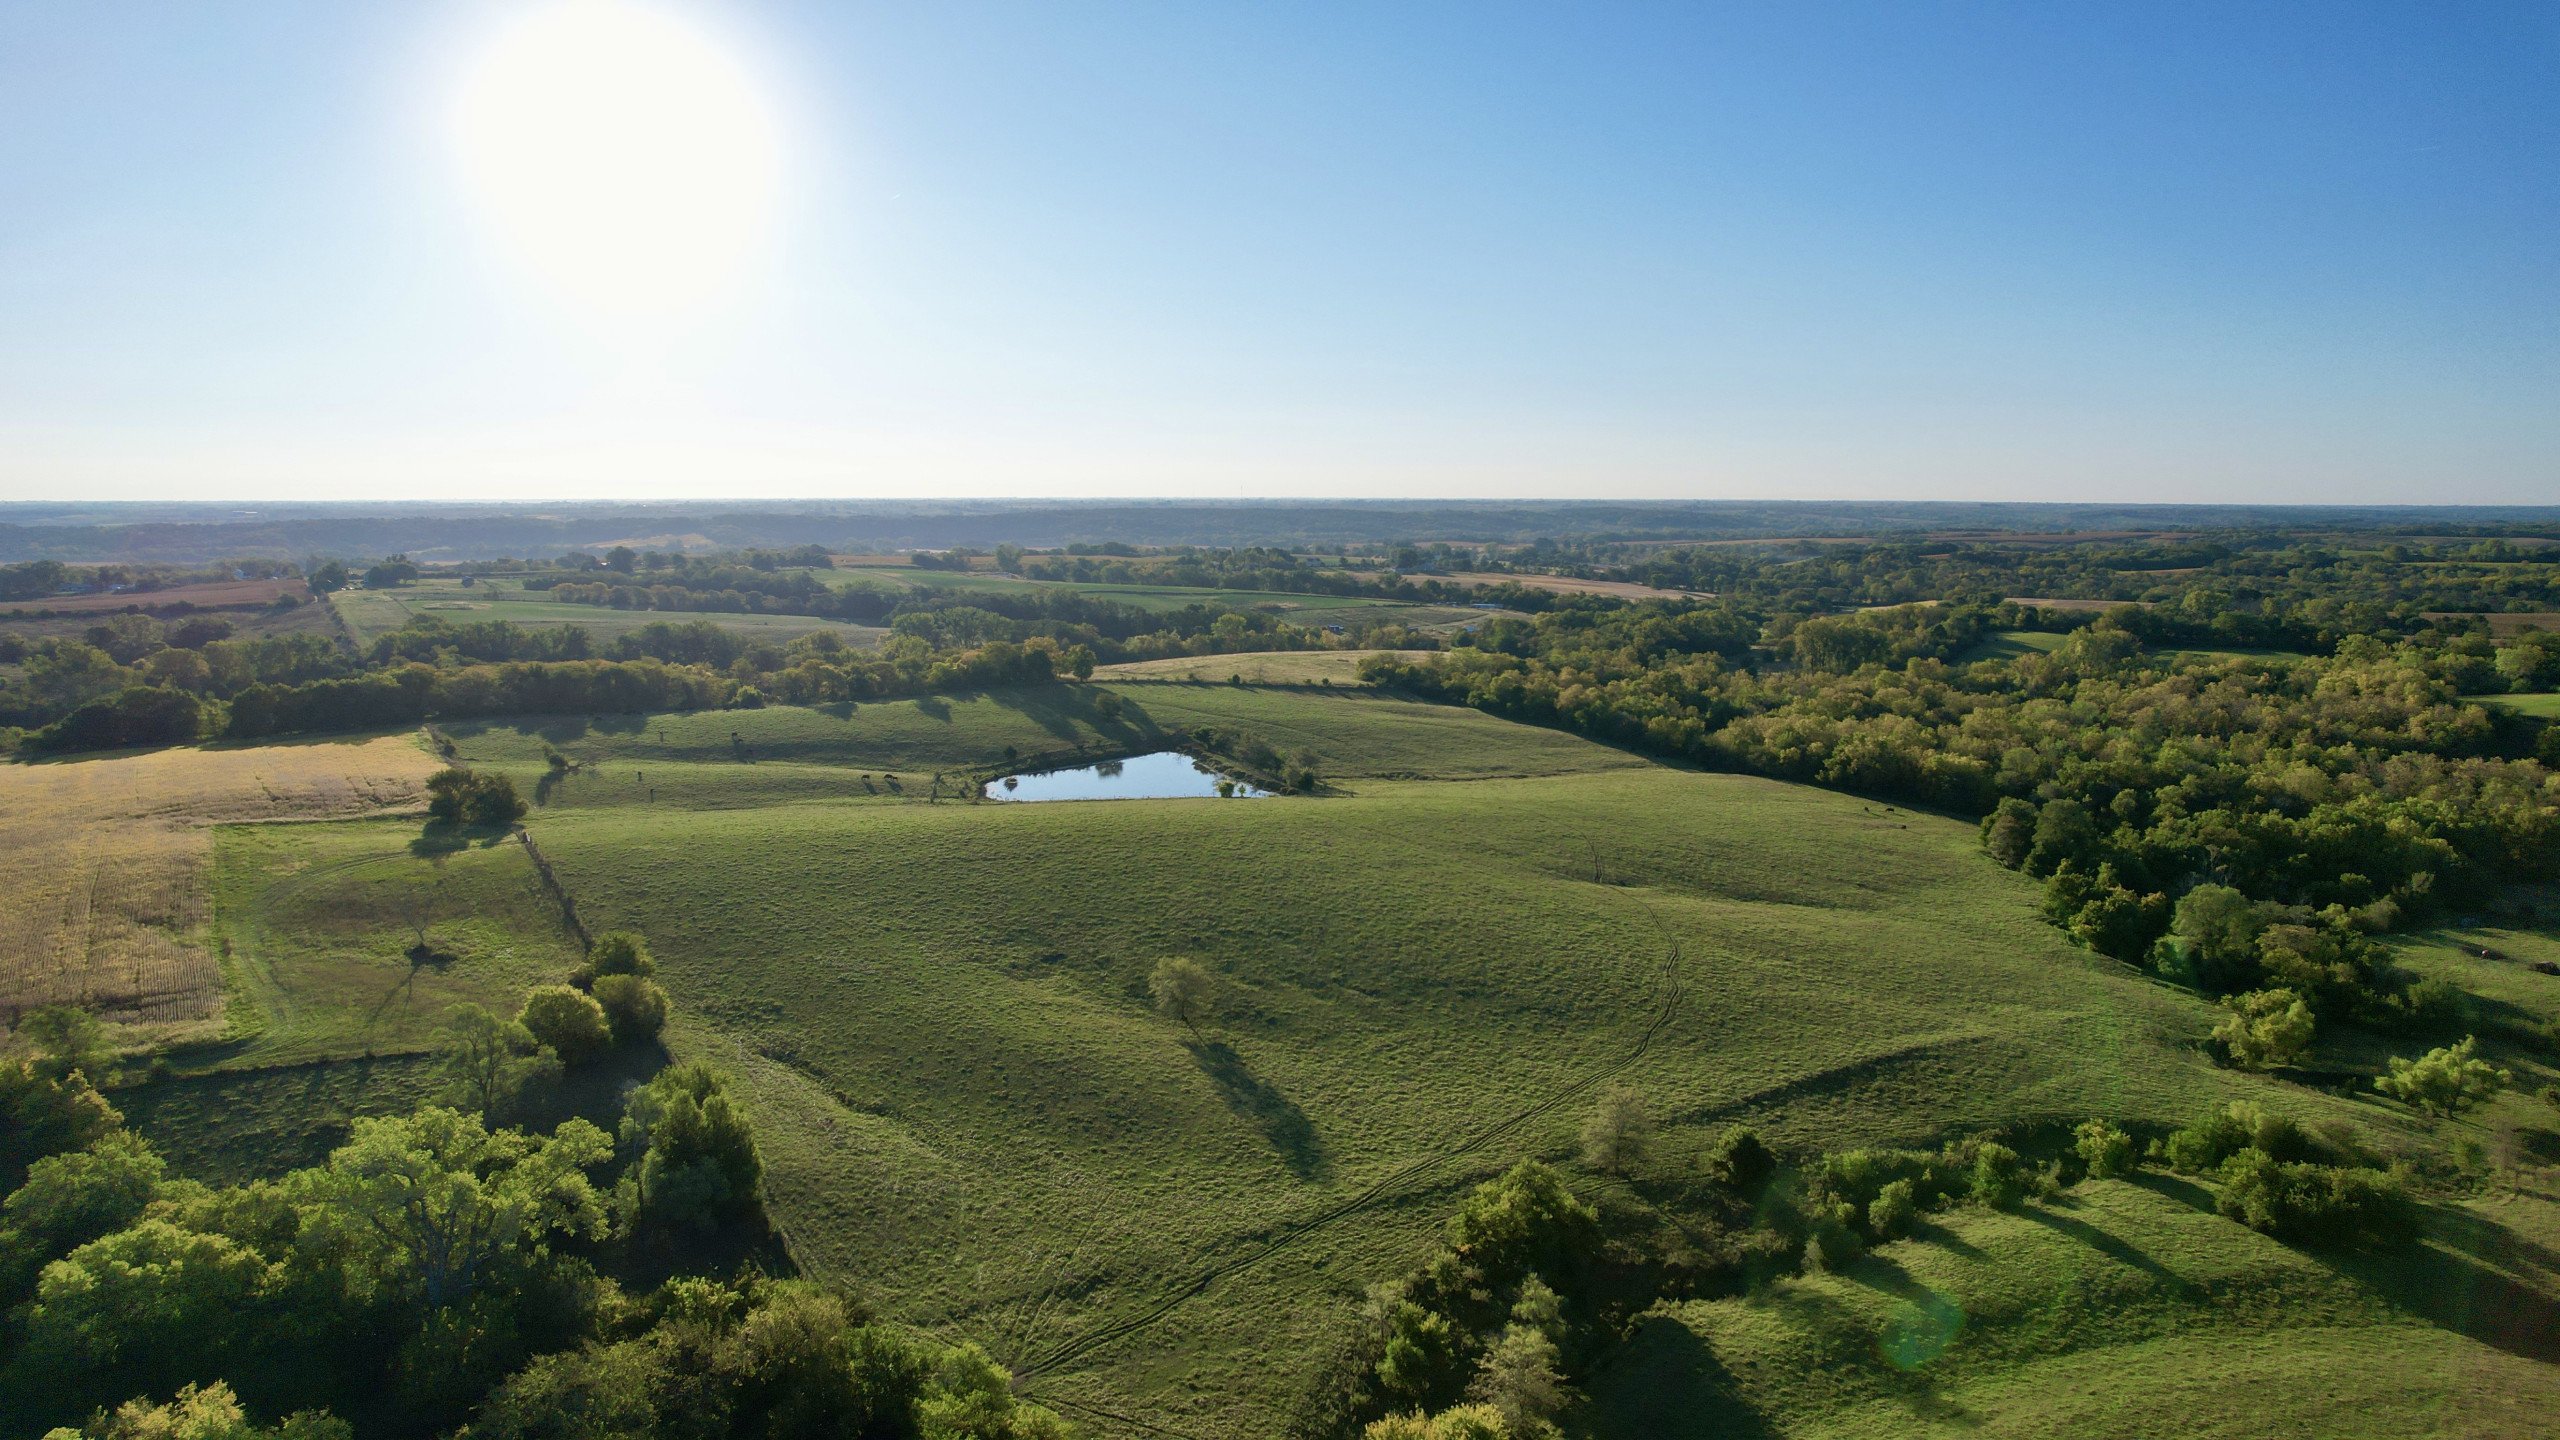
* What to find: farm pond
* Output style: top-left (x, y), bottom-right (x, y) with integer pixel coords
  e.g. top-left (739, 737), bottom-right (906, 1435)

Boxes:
top-left (986, 750), bottom-right (1269, 802)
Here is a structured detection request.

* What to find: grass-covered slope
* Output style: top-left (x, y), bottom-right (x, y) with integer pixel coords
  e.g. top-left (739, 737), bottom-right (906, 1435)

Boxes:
top-left (1587, 1178), bottom-right (2560, 1439)
top-left (449, 685), bottom-right (2374, 1434)
top-left (102, 684), bottom-right (2551, 1437)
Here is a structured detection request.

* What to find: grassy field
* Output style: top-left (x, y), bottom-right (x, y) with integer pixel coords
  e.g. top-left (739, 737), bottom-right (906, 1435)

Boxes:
top-left (396, 684), bottom-right (2407, 1435)
top-left (1585, 1177), bottom-right (2560, 1439)
top-left (328, 578), bottom-right (889, 648)
top-left (0, 734), bottom-right (439, 1035)
top-left (2476, 692), bottom-right (2560, 719)
top-left (821, 566), bottom-right (1512, 633)
top-left (70, 682), bottom-right (2560, 1436)
top-left (1091, 650), bottom-right (1422, 684)
top-left (1959, 630), bottom-right (2303, 666)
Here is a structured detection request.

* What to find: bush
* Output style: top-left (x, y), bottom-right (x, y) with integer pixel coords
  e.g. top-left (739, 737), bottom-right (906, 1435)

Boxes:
top-left (1706, 1126), bottom-right (1775, 1195)
top-left (2161, 1101), bottom-right (2303, 1174)
top-left (592, 974), bottom-right (668, 1046)
top-left (2215, 1149), bottom-right (2420, 1250)
top-left (425, 768), bottom-right (527, 828)
top-left (518, 986), bottom-right (612, 1066)
top-left (578, 932), bottom-right (656, 983)
top-left (1867, 1178), bottom-right (1918, 1239)
top-left (1968, 1142), bottom-right (2025, 1209)
top-left (2213, 988), bottom-right (2315, 1069)
top-left (2375, 1036), bottom-right (2510, 1116)
top-left (2073, 1119), bottom-right (2137, 1180)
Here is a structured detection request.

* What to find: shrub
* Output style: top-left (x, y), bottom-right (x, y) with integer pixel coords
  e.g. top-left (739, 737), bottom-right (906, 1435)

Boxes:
top-left (2161, 1101), bottom-right (2302, 1174)
top-left (2375, 1036), bottom-right (2510, 1116)
top-left (2073, 1119), bottom-right (2137, 1180)
top-left (425, 767), bottom-right (527, 828)
top-left (584, 932), bottom-right (656, 979)
top-left (1968, 1142), bottom-right (2025, 1209)
top-left (1706, 1126), bottom-right (1775, 1196)
top-left (2215, 1149), bottom-right (2420, 1250)
top-left (2213, 988), bottom-right (2315, 1069)
top-left (593, 974), bottom-right (669, 1046)
top-left (1867, 1178), bottom-right (1918, 1239)
top-left (518, 986), bottom-right (612, 1066)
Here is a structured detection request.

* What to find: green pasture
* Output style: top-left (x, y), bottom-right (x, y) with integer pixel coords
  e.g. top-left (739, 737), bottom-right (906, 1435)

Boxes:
top-left (328, 579), bottom-right (888, 647)
top-left (203, 818), bottom-right (586, 1069)
top-left (1586, 1177), bottom-right (2560, 1439)
top-left (124, 682), bottom-right (2556, 1436)
top-left (2476, 692), bottom-right (2560, 719)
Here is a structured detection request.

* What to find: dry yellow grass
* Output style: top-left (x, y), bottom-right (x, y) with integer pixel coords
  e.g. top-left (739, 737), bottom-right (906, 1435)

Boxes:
top-left (0, 735), bottom-right (439, 1033)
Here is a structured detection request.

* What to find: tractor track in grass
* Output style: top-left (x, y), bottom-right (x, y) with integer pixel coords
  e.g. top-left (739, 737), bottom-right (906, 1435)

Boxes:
top-left (1010, 902), bottom-right (1689, 1386)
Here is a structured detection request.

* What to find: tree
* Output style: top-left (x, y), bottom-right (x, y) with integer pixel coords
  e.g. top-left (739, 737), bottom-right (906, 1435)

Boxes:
top-left (423, 768), bottom-right (526, 829)
top-left (1979, 797), bottom-right (2036, 868)
top-left (287, 1108), bottom-right (610, 1310)
top-left (435, 1006), bottom-right (558, 1119)
top-left (1578, 1085), bottom-right (1650, 1174)
top-left (306, 561), bottom-right (350, 594)
top-left (18, 1006), bottom-right (110, 1080)
top-left (592, 974), bottom-right (669, 1047)
top-left (1, 1055), bottom-right (121, 1187)
top-left (19, 1221), bottom-right (273, 1381)
top-left (572, 931), bottom-right (656, 987)
top-left (621, 1063), bottom-right (763, 1231)
top-left (40, 1381), bottom-right (348, 1440)
top-left (2073, 1119), bottom-right (2136, 1180)
top-left (1467, 1277), bottom-right (1570, 1438)
top-left (2375, 1036), bottom-right (2509, 1117)
top-left (2213, 988), bottom-right (2316, 1070)
top-left (1148, 957), bottom-right (1217, 1041)
top-left (0, 1131), bottom-right (164, 1297)
top-left (517, 987), bottom-right (612, 1067)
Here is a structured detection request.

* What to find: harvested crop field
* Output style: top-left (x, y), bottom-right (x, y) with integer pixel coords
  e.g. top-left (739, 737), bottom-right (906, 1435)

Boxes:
top-left (0, 577), bottom-right (309, 614)
top-left (0, 734), bottom-right (440, 1033)
top-left (1438, 571), bottom-right (1712, 600)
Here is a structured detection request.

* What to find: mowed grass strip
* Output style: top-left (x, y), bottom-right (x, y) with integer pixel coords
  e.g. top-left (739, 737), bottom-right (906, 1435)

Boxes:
top-left (0, 735), bottom-right (439, 1032)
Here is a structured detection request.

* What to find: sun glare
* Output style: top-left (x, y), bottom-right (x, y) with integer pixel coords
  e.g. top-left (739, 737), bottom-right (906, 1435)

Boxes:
top-left (451, 0), bottom-right (782, 320)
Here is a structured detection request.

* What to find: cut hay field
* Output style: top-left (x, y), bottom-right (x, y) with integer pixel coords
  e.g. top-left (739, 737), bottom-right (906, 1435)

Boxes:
top-left (327, 579), bottom-right (889, 647)
top-left (70, 683), bottom-right (2560, 1437)
top-left (1092, 650), bottom-right (1422, 684)
top-left (0, 577), bottom-right (308, 614)
top-left (0, 734), bottom-right (439, 1035)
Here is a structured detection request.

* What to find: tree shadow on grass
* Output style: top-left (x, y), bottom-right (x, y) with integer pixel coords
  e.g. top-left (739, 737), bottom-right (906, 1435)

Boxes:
top-left (2322, 1206), bottom-right (2560, 1365)
top-left (1185, 1040), bottom-right (1330, 1181)
top-left (2020, 1199), bottom-right (2195, 1295)
top-left (1579, 1313), bottom-right (1782, 1440)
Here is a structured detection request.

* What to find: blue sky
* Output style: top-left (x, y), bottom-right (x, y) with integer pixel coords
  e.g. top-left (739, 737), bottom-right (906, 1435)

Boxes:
top-left (0, 1), bottom-right (2553, 502)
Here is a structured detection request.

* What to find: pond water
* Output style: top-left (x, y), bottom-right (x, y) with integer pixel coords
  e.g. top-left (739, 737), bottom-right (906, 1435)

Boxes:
top-left (987, 750), bottom-right (1269, 802)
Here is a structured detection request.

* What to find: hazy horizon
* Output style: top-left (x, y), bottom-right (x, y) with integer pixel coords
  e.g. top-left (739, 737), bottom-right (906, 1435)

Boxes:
top-left (4, 1), bottom-right (2555, 504)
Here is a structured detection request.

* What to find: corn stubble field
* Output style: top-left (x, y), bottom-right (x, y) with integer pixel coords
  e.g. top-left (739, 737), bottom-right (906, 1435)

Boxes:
top-left (27, 679), bottom-right (2560, 1437)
